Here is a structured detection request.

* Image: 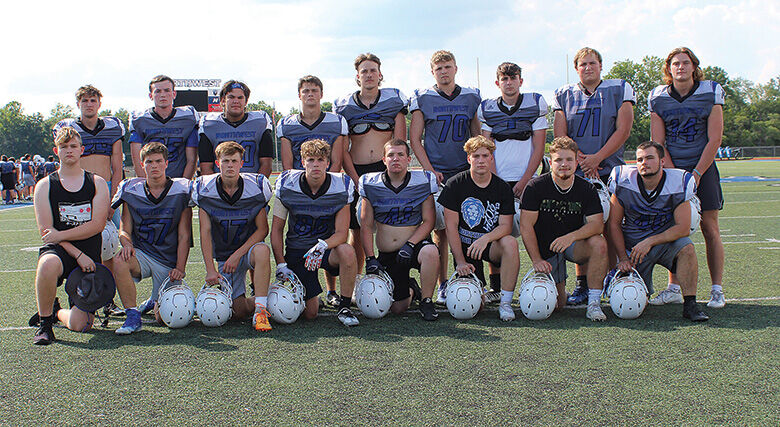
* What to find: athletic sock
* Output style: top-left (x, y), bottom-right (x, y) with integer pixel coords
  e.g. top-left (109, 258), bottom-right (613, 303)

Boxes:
top-left (588, 289), bottom-right (602, 305)
top-left (338, 296), bottom-right (352, 309)
top-left (500, 290), bottom-right (513, 304)
top-left (489, 274), bottom-right (501, 292)
top-left (576, 275), bottom-right (587, 289)
top-left (683, 295), bottom-right (696, 308)
top-left (40, 314), bottom-right (55, 326)
top-left (255, 297), bottom-right (268, 311)
top-left (668, 283), bottom-right (682, 293)
top-left (711, 284), bottom-right (722, 293)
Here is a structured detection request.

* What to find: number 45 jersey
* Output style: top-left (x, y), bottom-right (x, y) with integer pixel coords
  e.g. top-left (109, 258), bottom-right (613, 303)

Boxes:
top-left (359, 170), bottom-right (437, 226)
top-left (192, 173), bottom-right (272, 261)
top-left (552, 79), bottom-right (636, 176)
top-left (111, 177), bottom-right (191, 268)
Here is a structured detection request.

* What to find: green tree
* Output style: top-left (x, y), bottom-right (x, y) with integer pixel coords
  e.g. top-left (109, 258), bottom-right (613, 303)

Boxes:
top-left (604, 56), bottom-right (664, 149)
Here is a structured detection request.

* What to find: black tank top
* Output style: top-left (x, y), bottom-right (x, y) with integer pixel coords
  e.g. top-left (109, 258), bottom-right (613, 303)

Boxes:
top-left (48, 171), bottom-right (102, 260)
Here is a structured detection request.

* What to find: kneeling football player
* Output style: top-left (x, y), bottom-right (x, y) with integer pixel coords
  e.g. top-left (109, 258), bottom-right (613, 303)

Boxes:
top-left (359, 139), bottom-right (440, 320)
top-left (270, 139), bottom-right (359, 326)
top-left (192, 141), bottom-right (274, 331)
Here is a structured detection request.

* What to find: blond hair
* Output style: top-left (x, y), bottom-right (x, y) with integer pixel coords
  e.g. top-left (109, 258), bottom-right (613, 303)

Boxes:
top-left (548, 136), bottom-right (579, 155)
top-left (214, 141), bottom-right (244, 159)
top-left (54, 127), bottom-right (82, 147)
top-left (300, 139), bottom-right (331, 160)
top-left (75, 85), bottom-right (102, 102)
top-left (573, 47), bottom-right (602, 68)
top-left (463, 135), bottom-right (496, 155)
top-left (430, 50), bottom-right (456, 67)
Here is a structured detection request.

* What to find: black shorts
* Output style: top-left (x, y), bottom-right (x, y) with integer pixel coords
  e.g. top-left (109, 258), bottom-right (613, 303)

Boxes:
top-left (377, 238), bottom-right (436, 301)
top-left (458, 242), bottom-right (499, 287)
top-left (285, 248), bottom-right (340, 301)
top-left (350, 161), bottom-right (387, 229)
top-left (38, 243), bottom-right (101, 288)
top-left (1, 173), bottom-right (15, 191)
top-left (684, 163), bottom-right (723, 211)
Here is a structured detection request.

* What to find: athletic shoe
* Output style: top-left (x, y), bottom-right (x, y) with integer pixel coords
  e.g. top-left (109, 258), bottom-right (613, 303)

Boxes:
top-left (28, 297), bottom-right (61, 327)
top-left (138, 298), bottom-right (156, 315)
top-left (498, 302), bottom-right (515, 322)
top-left (649, 288), bottom-right (684, 305)
top-left (337, 307), bottom-right (359, 327)
top-left (253, 305), bottom-right (272, 331)
top-left (115, 309), bottom-right (142, 335)
top-left (33, 323), bottom-right (55, 345)
top-left (419, 298), bottom-right (438, 321)
top-left (683, 303), bottom-right (710, 322)
top-left (567, 284), bottom-right (588, 305)
top-left (586, 302), bottom-right (607, 321)
top-left (104, 300), bottom-right (125, 317)
top-left (484, 290), bottom-right (502, 304)
top-left (326, 291), bottom-right (341, 307)
top-left (435, 282), bottom-right (448, 306)
top-left (707, 290), bottom-right (726, 308)
top-left (409, 278), bottom-right (422, 302)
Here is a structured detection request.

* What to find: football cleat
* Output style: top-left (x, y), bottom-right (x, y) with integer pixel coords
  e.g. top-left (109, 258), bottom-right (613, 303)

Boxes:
top-left (253, 306), bottom-right (272, 331)
top-left (196, 278), bottom-right (233, 327)
top-left (267, 272), bottom-right (306, 324)
top-left (586, 302), bottom-right (607, 321)
top-left (445, 273), bottom-right (483, 320)
top-left (115, 308), bottom-right (142, 335)
top-left (518, 269), bottom-right (557, 320)
top-left (419, 297), bottom-right (439, 321)
top-left (498, 302), bottom-right (515, 322)
top-left (436, 281), bottom-right (448, 306)
top-left (355, 270), bottom-right (394, 319)
top-left (337, 307), bottom-right (360, 327)
top-left (707, 289), bottom-right (726, 309)
top-left (649, 288), bottom-right (684, 306)
top-left (157, 278), bottom-right (196, 329)
top-left (605, 268), bottom-right (648, 319)
top-left (567, 284), bottom-right (589, 305)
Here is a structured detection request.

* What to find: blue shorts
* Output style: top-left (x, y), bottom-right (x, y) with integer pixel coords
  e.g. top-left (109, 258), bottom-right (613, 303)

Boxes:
top-left (285, 248), bottom-right (339, 301)
top-left (545, 242), bottom-right (577, 285)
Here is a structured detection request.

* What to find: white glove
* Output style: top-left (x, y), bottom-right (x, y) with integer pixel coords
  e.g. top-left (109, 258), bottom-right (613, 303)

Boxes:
top-left (276, 263), bottom-right (295, 281)
top-left (303, 239), bottom-right (328, 271)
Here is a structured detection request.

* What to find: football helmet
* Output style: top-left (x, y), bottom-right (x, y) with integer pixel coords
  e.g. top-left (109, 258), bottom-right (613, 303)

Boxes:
top-left (157, 277), bottom-right (195, 329)
top-left (605, 268), bottom-right (648, 319)
top-left (196, 277), bottom-right (233, 327)
top-left (689, 195), bottom-right (702, 235)
top-left (445, 273), bottom-right (483, 320)
top-left (101, 222), bottom-right (120, 261)
top-left (511, 198), bottom-right (522, 238)
top-left (355, 270), bottom-right (394, 319)
top-left (588, 178), bottom-right (611, 223)
top-left (267, 272), bottom-right (305, 324)
top-left (518, 269), bottom-right (557, 320)
top-left (434, 189), bottom-right (446, 230)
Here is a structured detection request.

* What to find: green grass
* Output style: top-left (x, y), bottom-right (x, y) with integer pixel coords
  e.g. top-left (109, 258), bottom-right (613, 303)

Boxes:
top-left (1, 161), bottom-right (778, 425)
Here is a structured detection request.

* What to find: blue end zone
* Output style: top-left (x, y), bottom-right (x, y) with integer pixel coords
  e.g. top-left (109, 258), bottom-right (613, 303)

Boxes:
top-left (0, 201), bottom-right (33, 211)
top-left (720, 176), bottom-right (780, 183)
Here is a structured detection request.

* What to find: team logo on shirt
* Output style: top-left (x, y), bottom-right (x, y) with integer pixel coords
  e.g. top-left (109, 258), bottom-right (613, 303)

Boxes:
top-left (462, 197), bottom-right (484, 229)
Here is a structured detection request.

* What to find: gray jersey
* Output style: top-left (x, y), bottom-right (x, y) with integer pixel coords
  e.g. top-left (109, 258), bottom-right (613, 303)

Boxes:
top-left (53, 117), bottom-right (125, 157)
top-left (609, 166), bottom-right (695, 248)
top-left (552, 79), bottom-right (636, 177)
top-left (275, 170), bottom-right (354, 250)
top-left (648, 80), bottom-right (725, 168)
top-left (198, 111), bottom-right (273, 173)
top-left (191, 173), bottom-right (272, 261)
top-left (333, 88), bottom-right (408, 131)
top-left (276, 112), bottom-right (347, 169)
top-left (359, 170), bottom-right (437, 227)
top-left (409, 85), bottom-right (481, 174)
top-left (111, 177), bottom-right (191, 268)
top-left (129, 106), bottom-right (199, 178)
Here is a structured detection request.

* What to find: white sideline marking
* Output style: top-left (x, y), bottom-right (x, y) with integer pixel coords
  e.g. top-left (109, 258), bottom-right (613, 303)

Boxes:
top-left (720, 234), bottom-right (756, 237)
top-left (758, 247), bottom-right (780, 250)
top-left (726, 199), bottom-right (780, 205)
top-left (720, 215), bottom-right (780, 219)
top-left (0, 229), bottom-right (37, 232)
top-left (0, 205), bottom-right (34, 213)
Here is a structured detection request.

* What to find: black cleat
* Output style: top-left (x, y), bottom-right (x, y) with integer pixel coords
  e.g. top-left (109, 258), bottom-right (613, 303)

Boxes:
top-left (33, 323), bottom-right (55, 345)
top-left (683, 304), bottom-right (710, 322)
top-left (326, 291), bottom-right (341, 307)
top-left (28, 298), bottom-right (61, 327)
top-left (419, 298), bottom-right (439, 321)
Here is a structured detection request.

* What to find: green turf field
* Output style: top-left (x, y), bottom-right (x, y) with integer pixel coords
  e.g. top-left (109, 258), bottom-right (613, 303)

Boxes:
top-left (1, 160), bottom-right (778, 425)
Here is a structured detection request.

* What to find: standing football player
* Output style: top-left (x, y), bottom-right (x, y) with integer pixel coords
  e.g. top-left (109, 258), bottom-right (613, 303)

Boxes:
top-left (551, 47), bottom-right (635, 305)
top-left (20, 154), bottom-right (36, 199)
top-left (478, 61), bottom-right (548, 302)
top-left (438, 135), bottom-right (520, 321)
top-left (649, 47), bottom-right (726, 309)
top-left (192, 141), bottom-right (274, 331)
top-left (271, 139), bottom-right (359, 326)
top-left (410, 50), bottom-right (482, 303)
top-left (519, 137), bottom-right (608, 321)
top-left (607, 141), bottom-right (709, 321)
top-left (0, 155), bottom-right (16, 204)
top-left (199, 80), bottom-right (274, 177)
top-left (110, 142), bottom-right (193, 333)
top-left (129, 75), bottom-right (199, 180)
top-left (359, 139), bottom-right (440, 320)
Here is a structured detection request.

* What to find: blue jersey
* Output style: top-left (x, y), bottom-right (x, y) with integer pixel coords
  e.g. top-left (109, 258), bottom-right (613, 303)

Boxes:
top-left (129, 106), bottom-right (199, 178)
top-left (359, 170), bottom-right (438, 227)
top-left (333, 88), bottom-right (408, 132)
top-left (198, 111), bottom-right (274, 173)
top-left (192, 173), bottom-right (272, 261)
top-left (0, 161), bottom-right (13, 174)
top-left (609, 166), bottom-right (695, 248)
top-left (276, 112), bottom-right (347, 169)
top-left (552, 79), bottom-right (635, 177)
top-left (478, 94), bottom-right (548, 181)
top-left (111, 177), bottom-right (191, 268)
top-left (274, 170), bottom-right (354, 251)
top-left (410, 85), bottom-right (481, 174)
top-left (53, 117), bottom-right (125, 157)
top-left (20, 161), bottom-right (32, 175)
top-left (648, 80), bottom-right (725, 168)
top-left (44, 162), bottom-right (58, 174)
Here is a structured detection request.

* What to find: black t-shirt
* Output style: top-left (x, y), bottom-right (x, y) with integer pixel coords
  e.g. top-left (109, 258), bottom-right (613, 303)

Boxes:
top-left (438, 171), bottom-right (515, 245)
top-left (520, 173), bottom-right (602, 259)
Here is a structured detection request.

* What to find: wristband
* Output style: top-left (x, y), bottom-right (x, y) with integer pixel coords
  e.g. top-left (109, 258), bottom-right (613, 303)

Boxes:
top-left (692, 169), bottom-right (702, 177)
top-left (76, 252), bottom-right (83, 260)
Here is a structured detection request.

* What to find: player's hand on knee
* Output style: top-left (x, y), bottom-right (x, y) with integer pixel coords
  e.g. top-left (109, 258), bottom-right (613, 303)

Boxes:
top-left (467, 237), bottom-right (489, 259)
top-left (304, 239), bottom-right (328, 271)
top-left (365, 256), bottom-right (385, 275)
top-left (223, 253), bottom-right (240, 273)
top-left (396, 242), bottom-right (415, 265)
top-left (118, 243), bottom-right (134, 261)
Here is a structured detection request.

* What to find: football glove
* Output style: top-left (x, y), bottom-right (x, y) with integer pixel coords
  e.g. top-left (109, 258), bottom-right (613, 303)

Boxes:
top-left (396, 241), bottom-right (415, 265)
top-left (365, 256), bottom-right (385, 275)
top-left (276, 263), bottom-right (295, 281)
top-left (303, 239), bottom-right (328, 271)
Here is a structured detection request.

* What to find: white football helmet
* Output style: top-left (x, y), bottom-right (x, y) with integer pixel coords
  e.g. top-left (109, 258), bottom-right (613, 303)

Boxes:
top-left (355, 270), bottom-right (395, 319)
top-left (588, 178), bottom-right (611, 223)
top-left (434, 189), bottom-right (446, 230)
top-left (606, 268), bottom-right (648, 319)
top-left (518, 269), bottom-right (557, 320)
top-left (511, 198), bottom-right (522, 238)
top-left (196, 278), bottom-right (233, 327)
top-left (101, 221), bottom-right (120, 261)
top-left (445, 273), bottom-right (483, 320)
top-left (157, 277), bottom-right (195, 328)
top-left (689, 195), bottom-right (702, 235)
top-left (267, 272), bottom-right (305, 324)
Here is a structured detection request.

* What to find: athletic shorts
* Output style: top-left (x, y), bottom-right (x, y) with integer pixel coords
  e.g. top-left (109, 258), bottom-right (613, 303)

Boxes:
top-left (350, 161), bottom-right (386, 229)
top-left (285, 248), bottom-right (339, 301)
top-left (23, 174), bottom-right (35, 187)
top-left (683, 164), bottom-right (723, 211)
top-left (545, 242), bottom-right (578, 285)
top-left (1, 174), bottom-right (14, 191)
top-left (217, 243), bottom-right (266, 300)
top-left (631, 236), bottom-right (692, 295)
top-left (458, 241), bottom-right (499, 287)
top-left (39, 243), bottom-right (101, 288)
top-left (133, 248), bottom-right (173, 301)
top-left (378, 238), bottom-right (435, 301)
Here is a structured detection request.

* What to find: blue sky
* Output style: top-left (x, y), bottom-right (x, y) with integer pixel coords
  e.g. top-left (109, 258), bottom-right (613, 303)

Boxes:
top-left (1, 0), bottom-right (777, 116)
